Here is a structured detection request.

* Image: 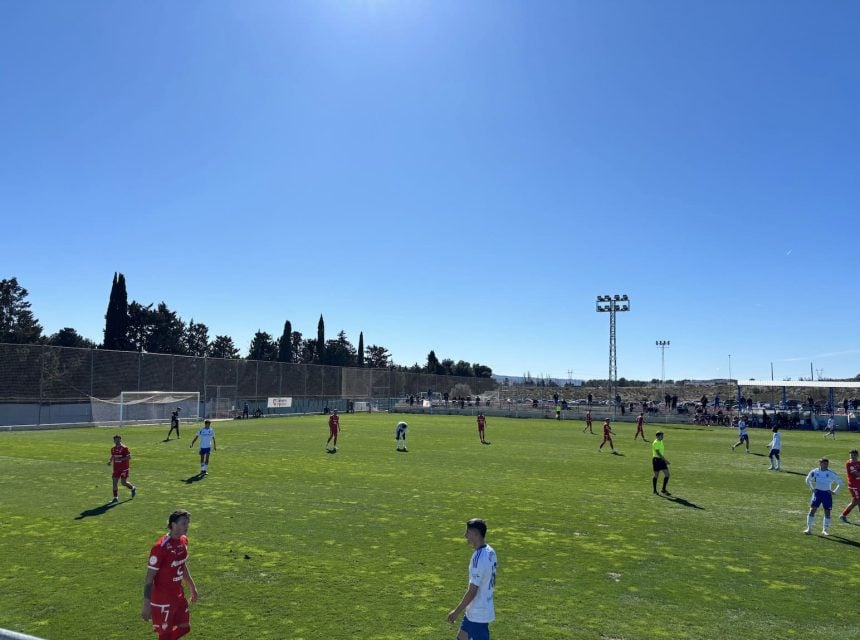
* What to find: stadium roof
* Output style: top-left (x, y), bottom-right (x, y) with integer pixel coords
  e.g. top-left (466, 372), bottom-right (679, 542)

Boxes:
top-left (736, 380), bottom-right (860, 388)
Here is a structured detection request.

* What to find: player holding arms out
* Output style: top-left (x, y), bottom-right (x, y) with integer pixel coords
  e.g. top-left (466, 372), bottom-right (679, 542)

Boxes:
top-left (598, 419), bottom-right (617, 453)
top-left (189, 420), bottom-right (216, 475)
top-left (141, 509), bottom-right (199, 640)
top-left (477, 413), bottom-right (489, 445)
top-left (447, 518), bottom-right (497, 640)
top-left (634, 413), bottom-right (646, 441)
top-left (766, 426), bottom-right (781, 470)
top-left (804, 458), bottom-right (843, 536)
top-left (107, 434), bottom-right (137, 503)
top-left (326, 410), bottom-right (340, 453)
top-left (395, 421), bottom-right (409, 452)
top-left (839, 449), bottom-right (860, 523)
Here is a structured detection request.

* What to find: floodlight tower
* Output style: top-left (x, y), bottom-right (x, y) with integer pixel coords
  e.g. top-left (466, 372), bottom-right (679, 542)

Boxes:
top-left (656, 340), bottom-right (670, 410)
top-left (596, 294), bottom-right (630, 417)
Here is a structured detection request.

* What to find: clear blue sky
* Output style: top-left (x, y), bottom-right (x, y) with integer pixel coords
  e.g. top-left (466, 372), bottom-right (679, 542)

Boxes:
top-left (2, 1), bottom-right (859, 382)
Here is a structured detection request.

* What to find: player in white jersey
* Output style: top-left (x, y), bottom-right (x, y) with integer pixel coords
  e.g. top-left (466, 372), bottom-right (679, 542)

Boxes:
top-left (766, 426), bottom-right (781, 471)
top-left (731, 417), bottom-right (749, 453)
top-left (189, 419), bottom-right (216, 476)
top-left (395, 421), bottom-right (408, 452)
top-left (447, 518), bottom-right (497, 640)
top-left (804, 458), bottom-right (843, 535)
top-left (823, 416), bottom-right (836, 439)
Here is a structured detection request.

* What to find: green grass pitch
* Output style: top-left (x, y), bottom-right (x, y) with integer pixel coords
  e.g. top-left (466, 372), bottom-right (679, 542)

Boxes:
top-left (1, 414), bottom-right (859, 639)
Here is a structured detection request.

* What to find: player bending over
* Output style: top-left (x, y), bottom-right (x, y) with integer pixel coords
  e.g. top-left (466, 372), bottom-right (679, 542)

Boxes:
top-left (395, 421), bottom-right (409, 452)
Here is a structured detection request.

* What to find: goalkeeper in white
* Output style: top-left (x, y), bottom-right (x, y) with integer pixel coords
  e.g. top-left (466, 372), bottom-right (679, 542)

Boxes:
top-left (804, 458), bottom-right (843, 536)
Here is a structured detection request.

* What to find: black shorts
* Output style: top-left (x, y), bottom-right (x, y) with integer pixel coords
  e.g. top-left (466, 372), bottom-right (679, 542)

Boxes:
top-left (652, 457), bottom-right (668, 472)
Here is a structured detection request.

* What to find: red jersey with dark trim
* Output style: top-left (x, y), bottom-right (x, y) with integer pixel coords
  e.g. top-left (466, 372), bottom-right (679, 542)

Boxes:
top-left (329, 414), bottom-right (339, 431)
top-left (147, 534), bottom-right (189, 603)
top-left (603, 423), bottom-right (612, 437)
top-left (637, 416), bottom-right (644, 429)
top-left (477, 415), bottom-right (486, 430)
top-left (846, 460), bottom-right (860, 487)
top-left (110, 445), bottom-right (131, 475)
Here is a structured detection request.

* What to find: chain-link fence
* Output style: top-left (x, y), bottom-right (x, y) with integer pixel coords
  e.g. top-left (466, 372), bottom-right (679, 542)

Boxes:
top-left (0, 343), bottom-right (498, 427)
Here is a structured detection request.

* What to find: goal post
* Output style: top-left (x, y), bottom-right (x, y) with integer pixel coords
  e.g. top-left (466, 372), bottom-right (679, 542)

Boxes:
top-left (90, 391), bottom-right (200, 426)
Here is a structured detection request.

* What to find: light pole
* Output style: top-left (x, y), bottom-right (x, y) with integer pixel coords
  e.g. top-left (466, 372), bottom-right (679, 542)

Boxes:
top-left (596, 294), bottom-right (630, 418)
top-left (656, 340), bottom-right (670, 410)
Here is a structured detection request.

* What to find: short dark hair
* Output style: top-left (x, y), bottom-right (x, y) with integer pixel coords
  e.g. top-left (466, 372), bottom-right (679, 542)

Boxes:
top-left (466, 518), bottom-right (487, 537)
top-left (820, 458), bottom-right (829, 464)
top-left (851, 449), bottom-right (859, 456)
top-left (655, 431), bottom-right (664, 437)
top-left (167, 509), bottom-right (191, 530)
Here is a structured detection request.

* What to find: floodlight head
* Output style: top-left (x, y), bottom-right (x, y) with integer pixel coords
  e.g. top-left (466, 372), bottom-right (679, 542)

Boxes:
top-left (614, 294), bottom-right (621, 301)
top-left (621, 305), bottom-right (629, 311)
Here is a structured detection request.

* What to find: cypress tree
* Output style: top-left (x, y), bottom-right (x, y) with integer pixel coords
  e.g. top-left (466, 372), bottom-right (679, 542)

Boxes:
top-left (357, 331), bottom-right (364, 367)
top-left (278, 320), bottom-right (292, 362)
top-left (103, 272), bottom-right (130, 350)
top-left (317, 314), bottom-right (325, 364)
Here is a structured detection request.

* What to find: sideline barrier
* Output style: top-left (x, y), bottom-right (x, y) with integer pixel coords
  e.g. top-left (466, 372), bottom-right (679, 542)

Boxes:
top-left (0, 629), bottom-right (47, 640)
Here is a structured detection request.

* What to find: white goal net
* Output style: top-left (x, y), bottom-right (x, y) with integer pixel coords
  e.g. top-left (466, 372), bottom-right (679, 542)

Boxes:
top-left (91, 391), bottom-right (200, 426)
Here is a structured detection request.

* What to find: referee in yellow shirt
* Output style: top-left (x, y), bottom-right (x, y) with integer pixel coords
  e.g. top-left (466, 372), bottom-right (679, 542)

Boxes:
top-left (652, 431), bottom-right (671, 495)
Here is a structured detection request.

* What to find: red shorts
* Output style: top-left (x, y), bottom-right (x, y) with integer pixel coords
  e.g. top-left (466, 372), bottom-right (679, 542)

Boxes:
top-left (850, 486), bottom-right (860, 502)
top-left (112, 468), bottom-right (129, 480)
top-left (150, 596), bottom-right (189, 635)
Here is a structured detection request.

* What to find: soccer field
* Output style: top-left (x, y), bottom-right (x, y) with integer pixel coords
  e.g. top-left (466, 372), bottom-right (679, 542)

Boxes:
top-left (1, 414), bottom-right (858, 639)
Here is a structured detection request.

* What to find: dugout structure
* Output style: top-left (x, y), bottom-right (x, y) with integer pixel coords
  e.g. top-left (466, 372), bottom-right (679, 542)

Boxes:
top-left (736, 379), bottom-right (860, 431)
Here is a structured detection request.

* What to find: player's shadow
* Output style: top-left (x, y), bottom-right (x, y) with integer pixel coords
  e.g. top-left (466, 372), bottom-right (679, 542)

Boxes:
top-left (750, 452), bottom-right (766, 457)
top-left (74, 500), bottom-right (124, 520)
top-left (821, 535), bottom-right (860, 548)
top-left (664, 495), bottom-right (705, 510)
top-left (781, 470), bottom-right (806, 476)
top-left (611, 451), bottom-right (625, 456)
top-left (183, 473), bottom-right (206, 484)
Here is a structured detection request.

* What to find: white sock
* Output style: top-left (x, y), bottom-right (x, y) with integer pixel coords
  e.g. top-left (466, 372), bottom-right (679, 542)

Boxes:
top-left (824, 516), bottom-right (831, 531)
top-left (807, 514), bottom-right (815, 529)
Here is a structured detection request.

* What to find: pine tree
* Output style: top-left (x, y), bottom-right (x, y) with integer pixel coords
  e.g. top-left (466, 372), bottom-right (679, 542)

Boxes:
top-left (357, 332), bottom-right (364, 367)
top-left (0, 277), bottom-right (43, 344)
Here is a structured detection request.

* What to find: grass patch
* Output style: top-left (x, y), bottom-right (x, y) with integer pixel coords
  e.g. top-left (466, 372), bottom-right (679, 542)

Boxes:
top-left (1, 414), bottom-right (859, 639)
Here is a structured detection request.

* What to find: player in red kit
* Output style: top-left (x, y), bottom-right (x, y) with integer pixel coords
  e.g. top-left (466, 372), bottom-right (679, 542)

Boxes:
top-left (839, 449), bottom-right (860, 523)
top-left (598, 419), bottom-right (617, 453)
top-left (141, 509), bottom-right (199, 640)
top-left (107, 434), bottom-right (136, 503)
top-left (634, 413), bottom-right (646, 441)
top-left (477, 413), bottom-right (489, 444)
top-left (326, 410), bottom-right (340, 453)
top-left (582, 410), bottom-right (594, 434)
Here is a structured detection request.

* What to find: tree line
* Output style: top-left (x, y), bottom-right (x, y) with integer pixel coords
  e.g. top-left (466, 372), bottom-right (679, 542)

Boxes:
top-left (0, 275), bottom-right (492, 377)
